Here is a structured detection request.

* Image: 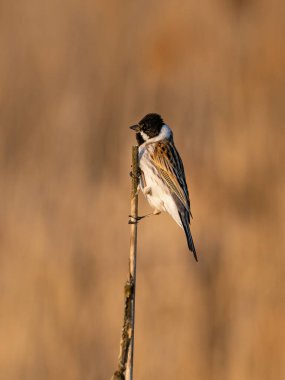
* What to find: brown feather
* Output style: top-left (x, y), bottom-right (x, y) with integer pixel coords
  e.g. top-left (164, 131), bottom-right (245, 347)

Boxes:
top-left (150, 140), bottom-right (191, 214)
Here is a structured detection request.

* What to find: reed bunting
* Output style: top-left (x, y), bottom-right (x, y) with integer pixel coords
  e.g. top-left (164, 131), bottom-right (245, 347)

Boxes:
top-left (130, 113), bottom-right (197, 261)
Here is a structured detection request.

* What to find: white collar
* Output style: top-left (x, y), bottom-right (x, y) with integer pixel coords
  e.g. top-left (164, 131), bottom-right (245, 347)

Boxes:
top-left (141, 124), bottom-right (172, 146)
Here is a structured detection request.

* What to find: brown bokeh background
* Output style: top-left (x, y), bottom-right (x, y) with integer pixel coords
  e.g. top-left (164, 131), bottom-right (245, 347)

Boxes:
top-left (0, 1), bottom-right (284, 379)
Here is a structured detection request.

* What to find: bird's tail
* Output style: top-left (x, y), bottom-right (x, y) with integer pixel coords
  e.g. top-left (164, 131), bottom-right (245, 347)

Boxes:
top-left (179, 212), bottom-right (198, 262)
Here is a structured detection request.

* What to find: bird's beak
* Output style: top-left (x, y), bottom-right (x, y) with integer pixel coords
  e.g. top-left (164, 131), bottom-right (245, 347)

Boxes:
top-left (129, 124), bottom-right (140, 132)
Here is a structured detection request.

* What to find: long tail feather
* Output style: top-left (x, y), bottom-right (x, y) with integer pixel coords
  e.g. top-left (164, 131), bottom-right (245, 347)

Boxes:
top-left (179, 211), bottom-right (198, 262)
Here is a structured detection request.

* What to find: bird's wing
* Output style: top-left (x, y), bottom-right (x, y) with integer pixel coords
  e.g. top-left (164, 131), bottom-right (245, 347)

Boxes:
top-left (150, 139), bottom-right (192, 217)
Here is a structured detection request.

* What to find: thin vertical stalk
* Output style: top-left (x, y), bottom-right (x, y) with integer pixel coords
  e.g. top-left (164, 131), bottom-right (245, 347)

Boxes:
top-left (112, 146), bottom-right (139, 380)
top-left (126, 145), bottom-right (139, 379)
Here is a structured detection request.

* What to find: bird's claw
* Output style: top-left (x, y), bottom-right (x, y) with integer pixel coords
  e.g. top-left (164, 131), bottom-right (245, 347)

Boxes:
top-left (128, 215), bottom-right (145, 224)
top-left (129, 167), bottom-right (142, 179)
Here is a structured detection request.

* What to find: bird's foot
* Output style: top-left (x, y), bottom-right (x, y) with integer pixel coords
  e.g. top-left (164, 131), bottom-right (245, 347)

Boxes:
top-left (128, 215), bottom-right (146, 224)
top-left (128, 211), bottom-right (161, 224)
top-left (129, 166), bottom-right (142, 179)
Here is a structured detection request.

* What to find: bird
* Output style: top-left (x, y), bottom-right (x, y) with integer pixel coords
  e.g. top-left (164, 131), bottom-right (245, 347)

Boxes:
top-left (129, 113), bottom-right (197, 261)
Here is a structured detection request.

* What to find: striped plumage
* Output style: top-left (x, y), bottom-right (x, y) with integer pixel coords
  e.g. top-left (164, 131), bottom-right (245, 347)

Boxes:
top-left (130, 113), bottom-right (197, 261)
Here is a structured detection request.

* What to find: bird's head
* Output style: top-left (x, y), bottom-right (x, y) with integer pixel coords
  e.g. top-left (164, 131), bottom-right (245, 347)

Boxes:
top-left (130, 113), bottom-right (164, 144)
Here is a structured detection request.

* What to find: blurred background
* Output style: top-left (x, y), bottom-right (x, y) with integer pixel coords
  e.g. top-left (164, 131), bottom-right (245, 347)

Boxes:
top-left (0, 0), bottom-right (284, 379)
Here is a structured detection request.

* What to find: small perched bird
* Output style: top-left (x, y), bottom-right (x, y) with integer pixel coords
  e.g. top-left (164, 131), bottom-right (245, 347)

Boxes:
top-left (130, 113), bottom-right (197, 261)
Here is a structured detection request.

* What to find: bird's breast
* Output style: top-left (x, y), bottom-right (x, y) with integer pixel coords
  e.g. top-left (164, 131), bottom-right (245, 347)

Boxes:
top-left (139, 145), bottom-right (170, 212)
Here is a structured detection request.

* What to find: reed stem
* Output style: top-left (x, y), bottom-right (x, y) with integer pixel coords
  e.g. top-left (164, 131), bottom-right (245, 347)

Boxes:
top-left (112, 146), bottom-right (139, 380)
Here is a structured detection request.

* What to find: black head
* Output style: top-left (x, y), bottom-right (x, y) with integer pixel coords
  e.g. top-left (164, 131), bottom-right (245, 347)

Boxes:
top-left (138, 113), bottom-right (164, 138)
top-left (130, 113), bottom-right (164, 144)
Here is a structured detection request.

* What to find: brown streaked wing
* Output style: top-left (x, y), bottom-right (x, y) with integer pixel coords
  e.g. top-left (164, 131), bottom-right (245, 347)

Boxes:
top-left (150, 140), bottom-right (191, 213)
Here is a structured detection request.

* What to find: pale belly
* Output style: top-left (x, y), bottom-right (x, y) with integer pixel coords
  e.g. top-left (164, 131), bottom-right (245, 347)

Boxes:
top-left (138, 145), bottom-right (182, 227)
top-left (140, 164), bottom-right (167, 212)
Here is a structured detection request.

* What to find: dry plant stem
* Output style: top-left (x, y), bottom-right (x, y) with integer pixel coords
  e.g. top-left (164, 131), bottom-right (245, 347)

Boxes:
top-left (112, 146), bottom-right (139, 380)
